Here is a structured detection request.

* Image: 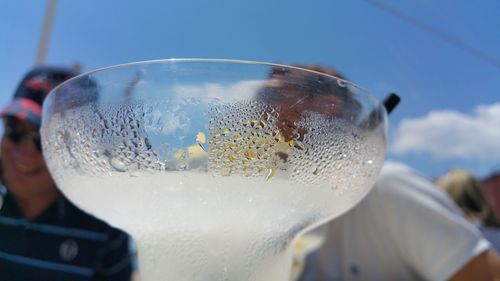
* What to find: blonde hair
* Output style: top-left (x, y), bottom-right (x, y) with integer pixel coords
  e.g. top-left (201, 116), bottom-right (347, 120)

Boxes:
top-left (436, 169), bottom-right (500, 227)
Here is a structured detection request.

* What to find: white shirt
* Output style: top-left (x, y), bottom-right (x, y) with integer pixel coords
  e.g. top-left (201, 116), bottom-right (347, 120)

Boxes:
top-left (296, 161), bottom-right (490, 281)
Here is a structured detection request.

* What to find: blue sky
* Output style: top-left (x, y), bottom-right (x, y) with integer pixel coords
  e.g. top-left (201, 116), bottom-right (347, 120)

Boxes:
top-left (1, 0), bottom-right (499, 179)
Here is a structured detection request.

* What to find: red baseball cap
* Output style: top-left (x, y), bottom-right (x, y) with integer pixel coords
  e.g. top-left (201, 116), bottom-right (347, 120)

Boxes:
top-left (0, 66), bottom-right (79, 128)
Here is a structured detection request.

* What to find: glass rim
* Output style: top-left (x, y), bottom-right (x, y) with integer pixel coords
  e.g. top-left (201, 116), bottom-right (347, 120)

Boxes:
top-left (51, 58), bottom-right (376, 100)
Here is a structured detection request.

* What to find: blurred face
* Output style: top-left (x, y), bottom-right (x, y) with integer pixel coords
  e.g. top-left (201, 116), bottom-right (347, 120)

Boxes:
top-left (1, 117), bottom-right (57, 200)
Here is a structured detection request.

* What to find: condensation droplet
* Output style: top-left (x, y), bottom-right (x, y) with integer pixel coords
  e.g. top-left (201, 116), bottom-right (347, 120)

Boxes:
top-left (110, 157), bottom-right (127, 172)
top-left (311, 165), bottom-right (319, 175)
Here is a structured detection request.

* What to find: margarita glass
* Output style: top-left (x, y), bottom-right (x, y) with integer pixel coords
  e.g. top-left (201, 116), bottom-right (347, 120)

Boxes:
top-left (41, 59), bottom-right (388, 281)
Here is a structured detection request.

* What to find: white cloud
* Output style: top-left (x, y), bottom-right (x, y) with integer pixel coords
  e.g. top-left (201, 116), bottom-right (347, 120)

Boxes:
top-left (172, 80), bottom-right (264, 101)
top-left (139, 80), bottom-right (264, 135)
top-left (391, 103), bottom-right (500, 160)
top-left (147, 108), bottom-right (187, 134)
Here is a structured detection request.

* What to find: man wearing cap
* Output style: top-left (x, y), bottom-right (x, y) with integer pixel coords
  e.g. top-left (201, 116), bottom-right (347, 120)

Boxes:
top-left (0, 66), bottom-right (133, 280)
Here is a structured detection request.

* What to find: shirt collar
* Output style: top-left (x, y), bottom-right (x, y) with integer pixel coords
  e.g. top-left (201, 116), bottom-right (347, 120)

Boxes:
top-left (0, 187), bottom-right (67, 222)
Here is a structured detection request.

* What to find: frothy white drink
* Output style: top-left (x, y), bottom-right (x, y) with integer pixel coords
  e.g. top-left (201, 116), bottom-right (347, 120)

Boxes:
top-left (60, 171), bottom-right (377, 281)
top-left (43, 100), bottom-right (386, 281)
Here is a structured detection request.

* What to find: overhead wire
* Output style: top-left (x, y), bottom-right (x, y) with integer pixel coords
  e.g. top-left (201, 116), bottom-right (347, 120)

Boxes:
top-left (361, 0), bottom-right (500, 70)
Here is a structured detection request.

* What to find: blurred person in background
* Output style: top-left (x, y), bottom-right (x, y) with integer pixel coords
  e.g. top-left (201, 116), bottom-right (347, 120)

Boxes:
top-left (437, 168), bottom-right (500, 252)
top-left (296, 162), bottom-right (500, 281)
top-left (265, 64), bottom-right (500, 281)
top-left (0, 66), bottom-right (133, 280)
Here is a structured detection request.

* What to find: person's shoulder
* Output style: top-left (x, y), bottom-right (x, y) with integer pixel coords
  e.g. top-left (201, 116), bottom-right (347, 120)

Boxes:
top-left (374, 161), bottom-right (422, 194)
top-left (373, 161), bottom-right (442, 201)
top-left (378, 161), bottom-right (416, 180)
top-left (373, 161), bottom-right (465, 214)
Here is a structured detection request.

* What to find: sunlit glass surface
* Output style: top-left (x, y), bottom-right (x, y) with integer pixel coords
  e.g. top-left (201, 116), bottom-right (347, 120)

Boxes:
top-left (41, 59), bottom-right (388, 281)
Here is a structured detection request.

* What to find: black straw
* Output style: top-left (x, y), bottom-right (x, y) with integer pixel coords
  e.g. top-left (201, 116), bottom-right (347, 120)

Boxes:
top-left (383, 93), bottom-right (401, 115)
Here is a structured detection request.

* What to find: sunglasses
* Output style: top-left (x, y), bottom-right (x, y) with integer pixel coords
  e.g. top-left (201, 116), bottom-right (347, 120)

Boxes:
top-left (3, 119), bottom-right (42, 152)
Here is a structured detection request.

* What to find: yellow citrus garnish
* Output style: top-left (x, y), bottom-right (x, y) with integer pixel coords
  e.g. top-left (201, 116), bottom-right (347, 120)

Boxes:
top-left (196, 132), bottom-right (206, 144)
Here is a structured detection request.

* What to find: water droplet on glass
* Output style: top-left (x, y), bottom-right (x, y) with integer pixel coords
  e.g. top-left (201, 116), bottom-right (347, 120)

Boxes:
top-left (110, 157), bottom-right (127, 172)
top-left (311, 165), bottom-right (319, 175)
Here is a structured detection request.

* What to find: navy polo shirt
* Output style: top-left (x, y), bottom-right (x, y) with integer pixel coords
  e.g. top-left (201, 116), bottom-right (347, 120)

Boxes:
top-left (0, 188), bottom-right (132, 281)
